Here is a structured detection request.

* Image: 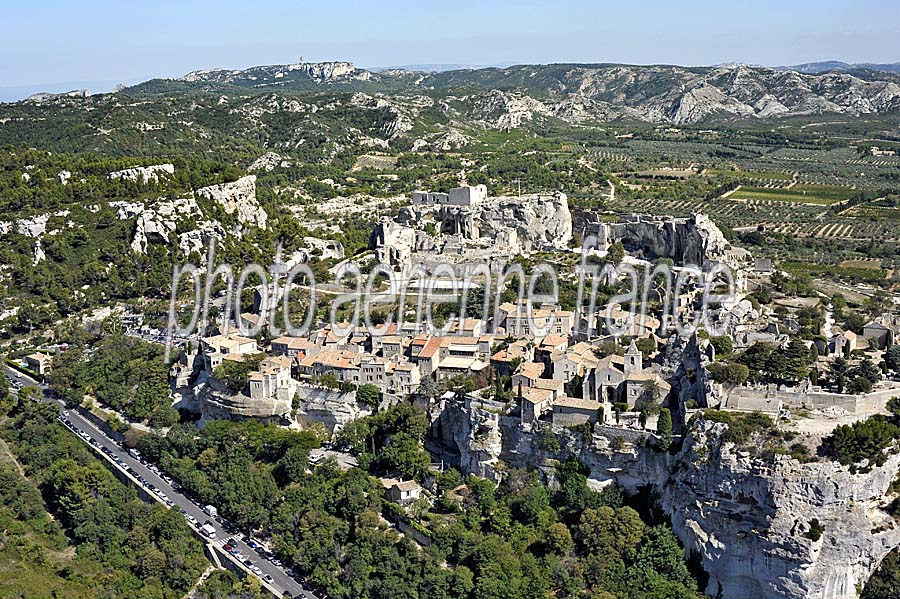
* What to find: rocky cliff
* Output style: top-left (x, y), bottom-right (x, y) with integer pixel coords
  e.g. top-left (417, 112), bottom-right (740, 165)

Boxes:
top-left (196, 175), bottom-right (267, 230)
top-left (430, 400), bottom-right (900, 599)
top-left (370, 192), bottom-right (573, 268)
top-left (593, 213), bottom-right (751, 272)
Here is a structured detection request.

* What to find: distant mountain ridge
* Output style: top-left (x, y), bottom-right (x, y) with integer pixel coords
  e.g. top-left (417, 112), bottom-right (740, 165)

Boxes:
top-left (777, 60), bottom-right (900, 74)
top-left (5, 60), bottom-right (899, 132)
top-left (132, 60), bottom-right (900, 125)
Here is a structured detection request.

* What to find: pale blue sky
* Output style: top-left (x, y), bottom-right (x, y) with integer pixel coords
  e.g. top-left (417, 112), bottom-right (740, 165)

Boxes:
top-left (2, 0), bottom-right (898, 97)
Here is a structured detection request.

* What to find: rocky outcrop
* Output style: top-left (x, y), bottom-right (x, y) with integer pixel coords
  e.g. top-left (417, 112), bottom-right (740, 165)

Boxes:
top-left (430, 399), bottom-right (504, 479)
top-left (431, 401), bottom-right (900, 599)
top-left (248, 152), bottom-right (292, 172)
top-left (471, 90), bottom-right (553, 129)
top-left (182, 61), bottom-right (367, 84)
top-left (412, 130), bottom-right (471, 152)
top-left (109, 201), bottom-right (145, 220)
top-left (178, 221), bottom-right (226, 257)
top-left (283, 237), bottom-right (345, 266)
top-left (33, 240), bottom-right (45, 265)
top-left (196, 175), bottom-right (267, 229)
top-left (108, 163), bottom-right (175, 183)
top-left (15, 213), bottom-right (52, 238)
top-left (593, 213), bottom-right (751, 272)
top-left (294, 385), bottom-right (370, 434)
top-left (371, 191), bottom-right (573, 267)
top-left (200, 385), bottom-right (293, 423)
top-left (667, 423), bottom-right (900, 599)
top-left (288, 61), bottom-right (359, 81)
top-left (130, 195), bottom-right (202, 253)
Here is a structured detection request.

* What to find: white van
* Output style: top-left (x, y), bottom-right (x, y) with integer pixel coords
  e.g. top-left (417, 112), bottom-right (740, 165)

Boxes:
top-left (200, 523), bottom-right (217, 539)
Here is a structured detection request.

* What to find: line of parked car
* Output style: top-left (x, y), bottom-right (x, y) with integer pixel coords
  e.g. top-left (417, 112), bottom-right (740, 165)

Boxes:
top-left (57, 409), bottom-right (313, 599)
top-left (58, 412), bottom-right (177, 508)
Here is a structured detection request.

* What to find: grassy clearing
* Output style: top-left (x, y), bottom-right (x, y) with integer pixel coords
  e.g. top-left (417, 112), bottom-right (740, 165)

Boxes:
top-left (352, 154), bottom-right (398, 171)
top-left (728, 184), bottom-right (854, 205)
top-left (706, 168), bottom-right (794, 180)
top-left (839, 259), bottom-right (884, 270)
top-left (781, 260), bottom-right (889, 283)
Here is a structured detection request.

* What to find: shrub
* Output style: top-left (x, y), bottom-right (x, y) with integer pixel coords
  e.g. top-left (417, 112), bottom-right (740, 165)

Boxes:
top-left (708, 362), bottom-right (750, 386)
top-left (821, 415), bottom-right (900, 469)
top-left (702, 410), bottom-right (773, 445)
top-left (806, 518), bottom-right (825, 542)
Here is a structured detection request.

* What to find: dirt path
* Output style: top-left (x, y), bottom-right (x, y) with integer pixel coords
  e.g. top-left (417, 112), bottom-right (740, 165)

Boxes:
top-left (181, 564), bottom-right (217, 599)
top-left (0, 431), bottom-right (26, 477)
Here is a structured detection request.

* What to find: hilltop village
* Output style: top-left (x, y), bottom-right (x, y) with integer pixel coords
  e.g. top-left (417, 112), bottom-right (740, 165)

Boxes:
top-left (144, 186), bottom-right (900, 598)
top-left (8, 170), bottom-right (900, 599)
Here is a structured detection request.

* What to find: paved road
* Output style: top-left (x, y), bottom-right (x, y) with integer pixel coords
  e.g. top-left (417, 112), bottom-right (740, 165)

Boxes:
top-left (3, 367), bottom-right (316, 599)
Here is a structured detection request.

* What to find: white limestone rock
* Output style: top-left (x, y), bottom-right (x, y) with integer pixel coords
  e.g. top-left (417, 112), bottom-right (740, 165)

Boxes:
top-left (472, 90), bottom-right (552, 129)
top-left (109, 201), bottom-right (146, 220)
top-left (248, 152), bottom-right (292, 172)
top-left (108, 163), bottom-right (175, 183)
top-left (15, 213), bottom-right (51, 238)
top-left (196, 175), bottom-right (267, 229)
top-left (130, 195), bottom-right (202, 253)
top-left (33, 241), bottom-right (45, 265)
top-left (430, 130), bottom-right (471, 151)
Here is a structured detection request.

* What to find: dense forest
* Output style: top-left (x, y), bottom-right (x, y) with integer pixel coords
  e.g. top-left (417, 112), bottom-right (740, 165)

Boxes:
top-left (132, 404), bottom-right (704, 599)
top-left (0, 397), bottom-right (208, 598)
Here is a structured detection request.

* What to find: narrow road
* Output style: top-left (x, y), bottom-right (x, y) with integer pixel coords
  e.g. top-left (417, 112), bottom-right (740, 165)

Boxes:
top-left (4, 366), bottom-right (316, 599)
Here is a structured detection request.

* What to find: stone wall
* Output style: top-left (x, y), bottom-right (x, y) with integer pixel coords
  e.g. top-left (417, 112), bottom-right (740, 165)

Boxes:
top-left (727, 384), bottom-right (900, 416)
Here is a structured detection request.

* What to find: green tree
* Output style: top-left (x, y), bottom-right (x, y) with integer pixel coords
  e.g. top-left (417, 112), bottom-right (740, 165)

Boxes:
top-left (546, 522), bottom-right (574, 555)
top-left (356, 384), bottom-right (382, 409)
top-left (376, 432), bottom-right (429, 480)
top-left (708, 362), bottom-right (750, 386)
top-left (828, 356), bottom-right (850, 393)
top-left (608, 241), bottom-right (625, 266)
top-left (657, 408), bottom-right (673, 451)
top-left (577, 506), bottom-right (645, 560)
top-left (634, 526), bottom-right (694, 588)
top-left (885, 346), bottom-right (900, 374)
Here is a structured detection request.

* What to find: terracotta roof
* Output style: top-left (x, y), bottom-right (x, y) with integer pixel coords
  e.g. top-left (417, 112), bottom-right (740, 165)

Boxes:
top-left (521, 387), bottom-right (553, 404)
top-left (554, 397), bottom-right (601, 410)
top-left (540, 334), bottom-right (568, 348)
top-left (271, 336), bottom-right (316, 351)
top-left (533, 378), bottom-right (564, 393)
top-left (414, 337), bottom-right (442, 359)
top-left (516, 362), bottom-right (545, 380)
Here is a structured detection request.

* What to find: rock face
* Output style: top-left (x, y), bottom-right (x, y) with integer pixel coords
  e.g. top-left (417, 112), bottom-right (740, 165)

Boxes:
top-left (594, 213), bottom-right (750, 272)
top-left (196, 175), bottom-right (267, 229)
top-left (294, 386), bottom-right (371, 434)
top-left (108, 163), bottom-right (175, 183)
top-left (15, 213), bottom-right (52, 238)
top-left (433, 64), bottom-right (900, 125)
top-left (248, 152), bottom-right (292, 172)
top-left (667, 423), bottom-right (900, 599)
top-left (130, 195), bottom-right (202, 253)
top-left (471, 90), bottom-right (553, 129)
top-left (371, 192), bottom-right (572, 268)
top-left (430, 402), bottom-right (900, 599)
top-left (412, 129), bottom-right (471, 152)
top-left (182, 61), bottom-right (369, 85)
